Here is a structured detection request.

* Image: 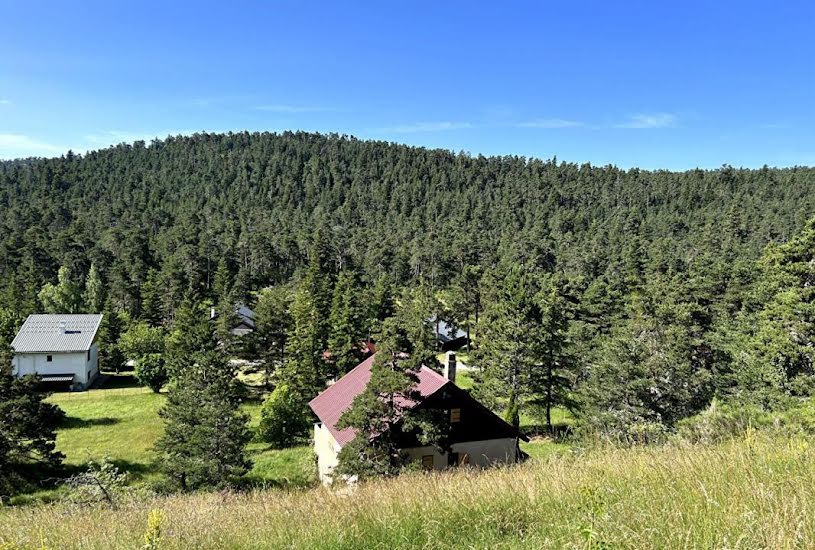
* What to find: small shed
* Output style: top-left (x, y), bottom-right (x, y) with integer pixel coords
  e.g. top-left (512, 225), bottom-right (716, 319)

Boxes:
top-left (10, 314), bottom-right (103, 391)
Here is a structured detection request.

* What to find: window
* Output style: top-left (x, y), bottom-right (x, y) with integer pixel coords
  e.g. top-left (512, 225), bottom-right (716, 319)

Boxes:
top-left (421, 455), bottom-right (434, 470)
top-left (450, 408), bottom-right (461, 423)
top-left (46, 355), bottom-right (52, 362)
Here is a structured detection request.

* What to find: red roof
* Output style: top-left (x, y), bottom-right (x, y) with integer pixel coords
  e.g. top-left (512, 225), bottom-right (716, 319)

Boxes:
top-left (308, 353), bottom-right (450, 447)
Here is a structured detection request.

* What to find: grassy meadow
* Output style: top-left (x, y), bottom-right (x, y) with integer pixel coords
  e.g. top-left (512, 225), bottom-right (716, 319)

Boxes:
top-left (2, 434), bottom-right (813, 549)
top-left (9, 375), bottom-right (561, 505)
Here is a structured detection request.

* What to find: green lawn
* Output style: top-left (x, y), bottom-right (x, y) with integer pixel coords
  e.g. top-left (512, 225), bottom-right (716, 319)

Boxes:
top-left (44, 383), bottom-right (317, 496)
top-left (31, 375), bottom-right (563, 504)
top-left (49, 386), bottom-right (164, 475)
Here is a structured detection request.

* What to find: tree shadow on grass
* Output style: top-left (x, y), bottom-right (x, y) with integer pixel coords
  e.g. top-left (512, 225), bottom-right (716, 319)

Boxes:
top-left (59, 416), bottom-right (120, 429)
top-left (96, 373), bottom-right (141, 389)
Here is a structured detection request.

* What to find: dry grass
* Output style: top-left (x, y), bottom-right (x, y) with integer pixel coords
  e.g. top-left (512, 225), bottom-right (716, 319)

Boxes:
top-left (2, 434), bottom-right (814, 549)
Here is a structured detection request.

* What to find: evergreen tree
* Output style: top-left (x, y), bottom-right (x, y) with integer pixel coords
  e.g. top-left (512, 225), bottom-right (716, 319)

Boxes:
top-left (577, 287), bottom-right (717, 440)
top-left (97, 301), bottom-right (126, 373)
top-left (327, 270), bottom-right (366, 376)
top-left (334, 318), bottom-right (426, 479)
top-left (472, 266), bottom-right (547, 429)
top-left (0, 342), bottom-right (66, 498)
top-left (165, 297), bottom-right (216, 379)
top-left (528, 278), bottom-right (579, 432)
top-left (156, 351), bottom-right (250, 490)
top-left (139, 268), bottom-right (164, 327)
top-left (253, 286), bottom-right (293, 388)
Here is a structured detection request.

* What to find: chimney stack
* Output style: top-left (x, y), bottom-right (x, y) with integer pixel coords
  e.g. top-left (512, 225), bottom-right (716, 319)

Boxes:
top-left (443, 352), bottom-right (457, 384)
top-left (58, 320), bottom-right (67, 334)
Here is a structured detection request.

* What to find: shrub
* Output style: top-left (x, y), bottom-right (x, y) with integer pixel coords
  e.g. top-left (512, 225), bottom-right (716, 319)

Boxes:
top-left (119, 323), bottom-right (165, 362)
top-left (676, 400), bottom-right (777, 444)
top-left (258, 384), bottom-right (311, 448)
top-left (134, 354), bottom-right (168, 393)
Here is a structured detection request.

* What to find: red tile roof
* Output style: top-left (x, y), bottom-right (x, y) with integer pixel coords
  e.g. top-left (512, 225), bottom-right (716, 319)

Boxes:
top-left (308, 353), bottom-right (450, 447)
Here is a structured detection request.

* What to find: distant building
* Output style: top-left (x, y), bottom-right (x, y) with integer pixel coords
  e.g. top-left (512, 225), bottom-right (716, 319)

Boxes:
top-left (10, 314), bottom-right (103, 391)
top-left (309, 352), bottom-right (527, 484)
top-left (429, 316), bottom-right (469, 352)
top-left (210, 304), bottom-right (256, 336)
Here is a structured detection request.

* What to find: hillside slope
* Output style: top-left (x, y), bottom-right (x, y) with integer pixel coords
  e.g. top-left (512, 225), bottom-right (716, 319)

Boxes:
top-left (0, 132), bottom-right (813, 319)
top-left (0, 436), bottom-right (810, 549)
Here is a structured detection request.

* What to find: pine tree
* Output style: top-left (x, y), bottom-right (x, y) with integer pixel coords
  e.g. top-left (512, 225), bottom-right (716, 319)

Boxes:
top-left (327, 271), bottom-right (366, 376)
top-left (156, 351), bottom-right (250, 490)
top-left (334, 317), bottom-right (423, 479)
top-left (472, 267), bottom-right (547, 430)
top-left (97, 300), bottom-right (126, 373)
top-left (253, 286), bottom-right (293, 388)
top-left (0, 338), bottom-right (66, 497)
top-left (139, 268), bottom-right (164, 327)
top-left (165, 297), bottom-right (216, 379)
top-left (278, 234), bottom-right (335, 398)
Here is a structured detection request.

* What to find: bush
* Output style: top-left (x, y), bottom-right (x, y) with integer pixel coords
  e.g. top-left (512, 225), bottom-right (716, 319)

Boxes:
top-left (119, 323), bottom-right (165, 362)
top-left (134, 354), bottom-right (168, 393)
top-left (676, 400), bottom-right (778, 444)
top-left (258, 384), bottom-right (311, 448)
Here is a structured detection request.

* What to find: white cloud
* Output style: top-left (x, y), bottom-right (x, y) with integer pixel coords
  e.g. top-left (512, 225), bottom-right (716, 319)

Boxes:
top-left (615, 113), bottom-right (678, 129)
top-left (254, 104), bottom-right (332, 114)
top-left (0, 134), bottom-right (66, 159)
top-left (378, 121), bottom-right (474, 134)
top-left (0, 99), bottom-right (10, 105)
top-left (515, 118), bottom-right (584, 129)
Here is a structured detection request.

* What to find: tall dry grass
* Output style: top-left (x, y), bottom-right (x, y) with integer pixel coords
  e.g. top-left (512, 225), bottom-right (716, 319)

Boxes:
top-left (2, 434), bottom-right (814, 549)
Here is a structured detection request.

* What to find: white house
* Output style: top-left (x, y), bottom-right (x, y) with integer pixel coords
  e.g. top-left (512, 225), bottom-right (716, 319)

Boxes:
top-left (308, 353), bottom-right (527, 484)
top-left (11, 314), bottom-right (103, 391)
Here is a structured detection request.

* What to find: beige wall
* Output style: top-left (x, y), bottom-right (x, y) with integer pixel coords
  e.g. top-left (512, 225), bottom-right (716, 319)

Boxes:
top-left (314, 423), bottom-right (342, 484)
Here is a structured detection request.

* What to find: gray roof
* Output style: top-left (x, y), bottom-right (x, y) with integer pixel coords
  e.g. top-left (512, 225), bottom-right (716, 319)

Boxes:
top-left (428, 316), bottom-right (467, 343)
top-left (11, 314), bottom-right (103, 353)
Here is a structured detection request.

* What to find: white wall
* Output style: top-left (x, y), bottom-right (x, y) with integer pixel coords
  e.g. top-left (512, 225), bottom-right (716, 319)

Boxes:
top-left (12, 343), bottom-right (99, 390)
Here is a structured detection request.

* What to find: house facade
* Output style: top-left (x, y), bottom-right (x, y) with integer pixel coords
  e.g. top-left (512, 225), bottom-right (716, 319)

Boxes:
top-left (308, 353), bottom-right (526, 484)
top-left (11, 314), bottom-right (103, 391)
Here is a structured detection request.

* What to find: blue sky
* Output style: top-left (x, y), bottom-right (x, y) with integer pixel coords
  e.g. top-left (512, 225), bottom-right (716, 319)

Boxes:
top-left (1, 1), bottom-right (814, 169)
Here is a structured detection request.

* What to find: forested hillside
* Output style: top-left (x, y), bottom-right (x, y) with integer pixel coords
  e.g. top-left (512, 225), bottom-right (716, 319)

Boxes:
top-left (0, 131), bottom-right (813, 319)
top-left (3, 131), bottom-right (815, 458)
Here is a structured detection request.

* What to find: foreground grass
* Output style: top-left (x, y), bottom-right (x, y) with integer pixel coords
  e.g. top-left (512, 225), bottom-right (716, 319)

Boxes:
top-left (2, 436), bottom-right (813, 549)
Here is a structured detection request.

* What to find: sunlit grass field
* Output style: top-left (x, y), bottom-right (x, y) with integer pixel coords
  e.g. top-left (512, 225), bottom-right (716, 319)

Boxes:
top-left (2, 435), bottom-right (812, 549)
top-left (40, 374), bottom-right (565, 494)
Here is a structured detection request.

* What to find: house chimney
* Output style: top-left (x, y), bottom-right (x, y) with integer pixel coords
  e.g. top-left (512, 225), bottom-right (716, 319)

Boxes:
top-left (58, 320), bottom-right (67, 334)
top-left (443, 352), bottom-right (457, 384)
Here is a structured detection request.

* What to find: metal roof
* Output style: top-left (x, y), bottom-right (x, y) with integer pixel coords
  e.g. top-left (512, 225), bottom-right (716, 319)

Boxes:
top-left (11, 314), bottom-right (103, 353)
top-left (308, 354), bottom-right (450, 447)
